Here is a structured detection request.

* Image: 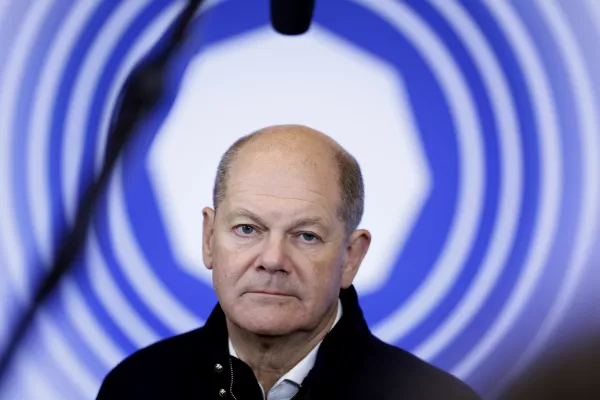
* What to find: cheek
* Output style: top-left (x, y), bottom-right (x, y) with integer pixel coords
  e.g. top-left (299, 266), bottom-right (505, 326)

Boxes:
top-left (212, 235), bottom-right (258, 281)
top-left (212, 254), bottom-right (244, 301)
top-left (298, 247), bottom-right (344, 287)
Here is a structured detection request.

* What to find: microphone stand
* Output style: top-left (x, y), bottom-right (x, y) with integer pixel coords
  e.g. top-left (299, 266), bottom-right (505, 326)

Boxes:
top-left (0, 0), bottom-right (202, 391)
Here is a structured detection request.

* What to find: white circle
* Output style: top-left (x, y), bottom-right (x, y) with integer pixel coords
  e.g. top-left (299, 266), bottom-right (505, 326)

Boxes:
top-left (354, 0), bottom-right (486, 344)
top-left (415, 0), bottom-right (523, 360)
top-left (493, 0), bottom-right (600, 392)
top-left (453, 0), bottom-right (562, 379)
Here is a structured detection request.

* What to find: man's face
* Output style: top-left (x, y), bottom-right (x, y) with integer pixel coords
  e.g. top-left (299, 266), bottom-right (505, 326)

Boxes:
top-left (202, 144), bottom-right (367, 336)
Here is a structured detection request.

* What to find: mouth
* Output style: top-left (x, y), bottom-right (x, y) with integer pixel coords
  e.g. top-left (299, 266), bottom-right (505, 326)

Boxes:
top-left (247, 290), bottom-right (292, 297)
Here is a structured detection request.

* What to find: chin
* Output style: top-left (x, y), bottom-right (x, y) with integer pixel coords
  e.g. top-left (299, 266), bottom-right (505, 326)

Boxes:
top-left (234, 304), bottom-right (303, 336)
top-left (244, 324), bottom-right (295, 337)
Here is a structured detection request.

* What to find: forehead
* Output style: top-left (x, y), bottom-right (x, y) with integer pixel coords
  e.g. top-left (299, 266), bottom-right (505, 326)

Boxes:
top-left (224, 146), bottom-right (341, 218)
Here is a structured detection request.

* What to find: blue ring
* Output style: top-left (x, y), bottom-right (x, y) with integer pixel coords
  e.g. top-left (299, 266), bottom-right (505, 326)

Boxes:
top-left (8, 0), bottom-right (109, 390)
top-left (44, 0), bottom-right (121, 382)
top-left (115, 0), bottom-right (460, 334)
top-left (457, 0), bottom-right (584, 389)
top-left (390, 0), bottom-right (500, 352)
top-left (77, 0), bottom-right (176, 355)
top-left (429, 0), bottom-right (542, 376)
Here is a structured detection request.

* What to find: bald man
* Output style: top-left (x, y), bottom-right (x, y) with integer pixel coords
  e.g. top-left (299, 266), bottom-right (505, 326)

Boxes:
top-left (97, 125), bottom-right (480, 400)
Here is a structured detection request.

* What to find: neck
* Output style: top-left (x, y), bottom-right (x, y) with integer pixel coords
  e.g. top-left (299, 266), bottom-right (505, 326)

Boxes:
top-left (227, 301), bottom-right (339, 393)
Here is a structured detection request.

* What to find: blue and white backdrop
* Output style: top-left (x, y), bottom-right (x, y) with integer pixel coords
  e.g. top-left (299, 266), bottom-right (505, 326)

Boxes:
top-left (1, 0), bottom-right (599, 398)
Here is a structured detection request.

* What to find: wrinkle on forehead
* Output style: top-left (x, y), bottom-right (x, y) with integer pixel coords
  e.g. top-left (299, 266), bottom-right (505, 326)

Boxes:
top-left (225, 188), bottom-right (335, 219)
top-left (221, 125), bottom-right (344, 227)
top-left (229, 128), bottom-right (340, 190)
top-left (228, 182), bottom-right (333, 201)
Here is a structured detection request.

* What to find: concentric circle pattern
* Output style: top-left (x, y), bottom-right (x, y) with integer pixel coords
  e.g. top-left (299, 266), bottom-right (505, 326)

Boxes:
top-left (1, 1), bottom-right (599, 398)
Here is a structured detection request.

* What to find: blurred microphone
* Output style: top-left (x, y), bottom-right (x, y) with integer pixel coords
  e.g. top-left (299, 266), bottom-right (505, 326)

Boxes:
top-left (270, 0), bottom-right (315, 35)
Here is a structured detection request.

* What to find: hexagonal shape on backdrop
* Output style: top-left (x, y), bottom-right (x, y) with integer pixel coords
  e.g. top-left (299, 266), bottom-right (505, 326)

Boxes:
top-left (148, 25), bottom-right (432, 295)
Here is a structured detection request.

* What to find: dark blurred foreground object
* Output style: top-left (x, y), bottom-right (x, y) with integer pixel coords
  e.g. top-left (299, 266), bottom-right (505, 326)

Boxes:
top-left (500, 332), bottom-right (600, 399)
top-left (0, 0), bottom-right (202, 391)
top-left (270, 0), bottom-right (315, 35)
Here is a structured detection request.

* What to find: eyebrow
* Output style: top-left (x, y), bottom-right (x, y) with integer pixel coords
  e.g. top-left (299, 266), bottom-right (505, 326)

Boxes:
top-left (229, 209), bottom-right (268, 227)
top-left (291, 216), bottom-right (326, 229)
top-left (229, 208), bottom-right (327, 230)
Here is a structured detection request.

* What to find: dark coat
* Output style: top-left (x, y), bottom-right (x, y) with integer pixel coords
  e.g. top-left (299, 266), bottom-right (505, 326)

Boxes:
top-left (97, 286), bottom-right (481, 399)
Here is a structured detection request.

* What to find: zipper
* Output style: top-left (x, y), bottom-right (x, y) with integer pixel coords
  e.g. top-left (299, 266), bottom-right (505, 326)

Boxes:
top-left (228, 357), bottom-right (238, 400)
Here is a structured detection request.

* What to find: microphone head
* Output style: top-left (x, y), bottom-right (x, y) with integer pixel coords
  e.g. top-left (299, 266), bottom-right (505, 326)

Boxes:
top-left (270, 0), bottom-right (315, 36)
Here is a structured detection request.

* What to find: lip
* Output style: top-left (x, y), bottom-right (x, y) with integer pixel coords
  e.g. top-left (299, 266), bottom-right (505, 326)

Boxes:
top-left (247, 290), bottom-right (291, 296)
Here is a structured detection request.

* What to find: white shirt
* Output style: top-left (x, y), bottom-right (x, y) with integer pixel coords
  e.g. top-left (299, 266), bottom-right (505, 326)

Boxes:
top-left (229, 299), bottom-right (343, 400)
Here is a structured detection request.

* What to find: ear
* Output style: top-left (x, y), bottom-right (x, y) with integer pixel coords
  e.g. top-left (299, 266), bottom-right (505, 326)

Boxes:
top-left (341, 229), bottom-right (371, 289)
top-left (202, 207), bottom-right (216, 270)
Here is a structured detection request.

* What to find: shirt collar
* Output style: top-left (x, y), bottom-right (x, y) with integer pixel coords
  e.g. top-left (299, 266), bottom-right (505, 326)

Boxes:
top-left (228, 298), bottom-right (343, 387)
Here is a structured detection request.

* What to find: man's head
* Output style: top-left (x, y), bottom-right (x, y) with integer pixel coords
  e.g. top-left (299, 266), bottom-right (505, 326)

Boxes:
top-left (202, 125), bottom-right (371, 336)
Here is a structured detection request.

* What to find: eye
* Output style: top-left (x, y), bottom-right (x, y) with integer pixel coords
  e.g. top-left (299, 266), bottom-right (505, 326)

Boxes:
top-left (299, 232), bottom-right (319, 242)
top-left (234, 225), bottom-right (256, 235)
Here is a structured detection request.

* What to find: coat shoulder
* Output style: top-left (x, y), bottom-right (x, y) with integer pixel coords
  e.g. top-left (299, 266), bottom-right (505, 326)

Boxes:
top-left (110, 327), bottom-right (202, 373)
top-left (96, 328), bottom-right (204, 399)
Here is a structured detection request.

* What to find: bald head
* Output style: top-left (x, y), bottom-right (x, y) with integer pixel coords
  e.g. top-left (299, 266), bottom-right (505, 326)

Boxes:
top-left (212, 125), bottom-right (364, 234)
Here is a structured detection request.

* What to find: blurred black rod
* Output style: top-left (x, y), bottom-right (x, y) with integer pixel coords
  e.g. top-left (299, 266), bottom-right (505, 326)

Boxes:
top-left (0, 0), bottom-right (202, 390)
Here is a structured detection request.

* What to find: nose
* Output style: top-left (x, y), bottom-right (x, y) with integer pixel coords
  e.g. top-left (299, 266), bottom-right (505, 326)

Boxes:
top-left (257, 234), bottom-right (290, 274)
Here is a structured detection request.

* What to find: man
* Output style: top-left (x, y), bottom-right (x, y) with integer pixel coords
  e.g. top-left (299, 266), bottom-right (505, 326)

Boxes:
top-left (97, 125), bottom-right (480, 399)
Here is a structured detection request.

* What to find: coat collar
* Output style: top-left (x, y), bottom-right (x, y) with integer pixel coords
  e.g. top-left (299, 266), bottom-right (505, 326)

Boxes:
top-left (200, 286), bottom-right (372, 386)
top-left (303, 287), bottom-right (371, 388)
